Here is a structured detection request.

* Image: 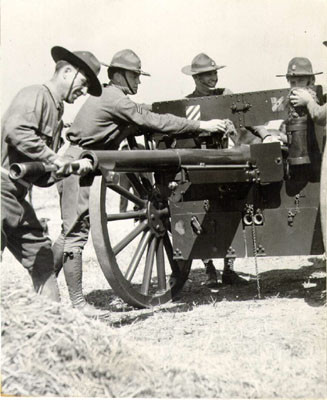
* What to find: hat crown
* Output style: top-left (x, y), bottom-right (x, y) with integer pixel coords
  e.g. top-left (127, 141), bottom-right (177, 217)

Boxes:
top-left (192, 53), bottom-right (217, 71)
top-left (72, 51), bottom-right (101, 76)
top-left (110, 49), bottom-right (142, 72)
top-left (286, 57), bottom-right (314, 76)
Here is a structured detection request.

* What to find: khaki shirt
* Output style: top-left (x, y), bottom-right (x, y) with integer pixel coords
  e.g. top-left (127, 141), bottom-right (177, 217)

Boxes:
top-left (1, 84), bottom-right (64, 171)
top-left (67, 82), bottom-right (201, 150)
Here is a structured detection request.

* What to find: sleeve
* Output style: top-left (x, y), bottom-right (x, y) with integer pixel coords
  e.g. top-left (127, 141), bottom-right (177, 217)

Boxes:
top-left (3, 92), bottom-right (58, 163)
top-left (113, 97), bottom-right (201, 135)
top-left (306, 101), bottom-right (327, 126)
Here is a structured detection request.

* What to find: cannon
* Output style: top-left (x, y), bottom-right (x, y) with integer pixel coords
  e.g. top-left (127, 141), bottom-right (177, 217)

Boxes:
top-left (82, 87), bottom-right (325, 308)
top-left (10, 87), bottom-right (324, 308)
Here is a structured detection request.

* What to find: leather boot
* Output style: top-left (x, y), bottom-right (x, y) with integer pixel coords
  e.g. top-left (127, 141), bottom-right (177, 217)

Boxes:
top-left (63, 251), bottom-right (110, 318)
top-left (204, 260), bottom-right (219, 288)
top-left (222, 262), bottom-right (249, 285)
top-left (30, 270), bottom-right (61, 302)
top-left (52, 233), bottom-right (65, 277)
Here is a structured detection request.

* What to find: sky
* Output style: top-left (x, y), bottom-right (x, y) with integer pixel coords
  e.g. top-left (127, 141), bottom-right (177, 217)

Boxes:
top-left (1, 0), bottom-right (327, 123)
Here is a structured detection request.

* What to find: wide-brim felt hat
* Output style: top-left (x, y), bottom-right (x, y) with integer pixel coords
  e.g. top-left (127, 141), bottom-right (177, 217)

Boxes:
top-left (102, 49), bottom-right (150, 76)
top-left (182, 53), bottom-right (226, 76)
top-left (276, 56), bottom-right (323, 77)
top-left (51, 46), bottom-right (102, 96)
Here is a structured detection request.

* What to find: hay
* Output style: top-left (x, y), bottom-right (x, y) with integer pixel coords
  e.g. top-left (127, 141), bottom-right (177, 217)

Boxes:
top-left (0, 279), bottom-right (157, 398)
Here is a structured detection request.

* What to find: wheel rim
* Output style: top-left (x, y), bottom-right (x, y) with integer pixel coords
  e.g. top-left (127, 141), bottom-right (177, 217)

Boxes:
top-left (89, 173), bottom-right (191, 308)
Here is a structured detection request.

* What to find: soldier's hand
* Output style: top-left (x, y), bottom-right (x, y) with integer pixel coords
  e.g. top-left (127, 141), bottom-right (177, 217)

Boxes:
top-left (72, 159), bottom-right (94, 176)
top-left (200, 119), bottom-right (226, 133)
top-left (290, 88), bottom-right (314, 107)
top-left (53, 156), bottom-right (73, 178)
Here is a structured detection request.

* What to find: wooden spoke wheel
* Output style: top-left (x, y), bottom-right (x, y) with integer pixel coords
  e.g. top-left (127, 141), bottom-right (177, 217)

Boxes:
top-left (89, 173), bottom-right (192, 308)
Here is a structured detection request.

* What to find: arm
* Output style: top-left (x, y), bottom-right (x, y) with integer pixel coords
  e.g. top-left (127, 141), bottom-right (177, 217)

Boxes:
top-left (290, 88), bottom-right (327, 126)
top-left (114, 97), bottom-right (225, 134)
top-left (4, 111), bottom-right (58, 163)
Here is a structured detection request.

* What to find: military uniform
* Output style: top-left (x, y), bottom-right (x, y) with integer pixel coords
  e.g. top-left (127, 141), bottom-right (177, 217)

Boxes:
top-left (1, 84), bottom-right (63, 277)
top-left (1, 46), bottom-right (103, 306)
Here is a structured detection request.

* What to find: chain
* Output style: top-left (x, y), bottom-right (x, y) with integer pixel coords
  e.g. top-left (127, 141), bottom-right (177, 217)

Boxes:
top-left (248, 204), bottom-right (261, 299)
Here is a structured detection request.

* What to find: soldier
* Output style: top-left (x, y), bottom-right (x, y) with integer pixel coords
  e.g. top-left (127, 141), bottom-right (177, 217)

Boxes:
top-left (1, 46), bottom-right (102, 303)
top-left (182, 53), bottom-right (233, 98)
top-left (52, 48), bottom-right (227, 316)
top-left (182, 53), bottom-right (248, 287)
top-left (288, 49), bottom-right (327, 252)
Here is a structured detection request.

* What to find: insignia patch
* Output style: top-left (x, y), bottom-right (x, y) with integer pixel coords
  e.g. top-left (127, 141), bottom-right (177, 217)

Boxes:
top-left (186, 104), bottom-right (201, 120)
top-left (292, 64), bottom-right (296, 71)
top-left (270, 96), bottom-right (285, 112)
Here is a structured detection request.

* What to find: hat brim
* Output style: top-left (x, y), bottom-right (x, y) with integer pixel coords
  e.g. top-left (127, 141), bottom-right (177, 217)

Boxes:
top-left (324, 41), bottom-right (327, 46)
top-left (276, 72), bottom-right (323, 77)
top-left (181, 64), bottom-right (226, 76)
top-left (103, 62), bottom-right (151, 77)
top-left (51, 46), bottom-right (102, 96)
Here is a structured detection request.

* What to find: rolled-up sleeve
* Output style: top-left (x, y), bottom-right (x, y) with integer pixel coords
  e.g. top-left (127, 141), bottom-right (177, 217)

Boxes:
top-left (307, 101), bottom-right (327, 126)
top-left (114, 97), bottom-right (201, 134)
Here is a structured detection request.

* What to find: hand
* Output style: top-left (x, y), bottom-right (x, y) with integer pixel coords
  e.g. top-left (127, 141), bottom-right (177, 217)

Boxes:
top-left (289, 88), bottom-right (314, 107)
top-left (53, 156), bottom-right (73, 178)
top-left (200, 119), bottom-right (226, 133)
top-left (72, 159), bottom-right (94, 176)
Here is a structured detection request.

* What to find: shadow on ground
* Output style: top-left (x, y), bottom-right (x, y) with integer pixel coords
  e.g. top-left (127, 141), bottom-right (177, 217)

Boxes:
top-left (85, 257), bottom-right (326, 325)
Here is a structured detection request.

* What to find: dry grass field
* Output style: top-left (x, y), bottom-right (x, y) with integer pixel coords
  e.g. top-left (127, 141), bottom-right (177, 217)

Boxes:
top-left (1, 184), bottom-right (327, 398)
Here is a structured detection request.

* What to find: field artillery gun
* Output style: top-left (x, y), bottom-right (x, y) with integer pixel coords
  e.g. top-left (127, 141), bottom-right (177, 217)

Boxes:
top-left (82, 86), bottom-right (325, 308)
top-left (11, 87), bottom-right (325, 308)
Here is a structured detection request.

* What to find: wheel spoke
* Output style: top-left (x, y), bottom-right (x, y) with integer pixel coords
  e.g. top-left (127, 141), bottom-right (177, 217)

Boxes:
top-left (156, 238), bottom-right (166, 292)
top-left (125, 230), bottom-right (152, 281)
top-left (107, 209), bottom-right (147, 221)
top-left (141, 236), bottom-right (157, 295)
top-left (113, 220), bottom-right (148, 255)
top-left (107, 183), bottom-right (146, 208)
top-left (126, 173), bottom-right (149, 198)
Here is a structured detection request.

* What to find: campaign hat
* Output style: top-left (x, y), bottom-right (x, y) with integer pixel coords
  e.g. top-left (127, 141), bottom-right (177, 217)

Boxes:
top-left (276, 57), bottom-right (323, 77)
top-left (51, 46), bottom-right (102, 96)
top-left (182, 53), bottom-right (226, 76)
top-left (103, 49), bottom-right (150, 76)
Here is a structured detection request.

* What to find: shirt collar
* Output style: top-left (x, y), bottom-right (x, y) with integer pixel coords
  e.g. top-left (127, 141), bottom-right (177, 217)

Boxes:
top-left (108, 81), bottom-right (129, 95)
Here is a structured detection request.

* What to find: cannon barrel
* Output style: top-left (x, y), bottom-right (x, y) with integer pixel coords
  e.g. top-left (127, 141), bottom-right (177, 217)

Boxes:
top-left (83, 143), bottom-right (284, 183)
top-left (9, 161), bottom-right (80, 180)
top-left (82, 146), bottom-right (252, 173)
top-left (9, 162), bottom-right (57, 180)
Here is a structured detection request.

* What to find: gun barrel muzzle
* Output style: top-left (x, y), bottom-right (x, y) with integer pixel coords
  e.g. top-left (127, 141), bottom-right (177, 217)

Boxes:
top-left (8, 162), bottom-right (56, 180)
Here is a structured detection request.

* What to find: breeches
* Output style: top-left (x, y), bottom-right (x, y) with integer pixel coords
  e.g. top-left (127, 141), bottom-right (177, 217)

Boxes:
top-left (1, 184), bottom-right (54, 274)
top-left (57, 173), bottom-right (91, 253)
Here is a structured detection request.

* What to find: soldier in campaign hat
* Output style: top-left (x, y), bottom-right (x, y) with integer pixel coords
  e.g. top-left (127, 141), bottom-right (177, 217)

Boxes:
top-left (276, 56), bottom-right (323, 87)
top-left (52, 48), bottom-right (229, 316)
top-left (182, 53), bottom-right (233, 98)
top-left (1, 46), bottom-right (102, 304)
top-left (288, 46), bottom-right (327, 253)
top-left (286, 56), bottom-right (325, 122)
top-left (182, 53), bottom-right (250, 288)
